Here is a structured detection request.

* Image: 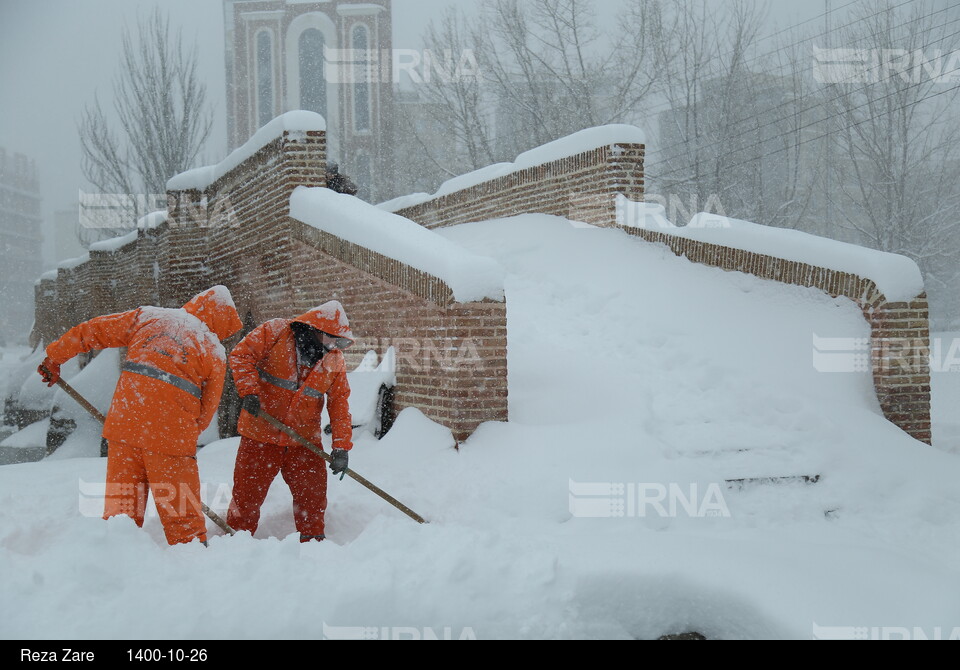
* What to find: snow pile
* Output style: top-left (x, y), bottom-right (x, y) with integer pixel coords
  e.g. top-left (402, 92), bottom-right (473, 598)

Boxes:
top-left (290, 187), bottom-right (504, 303)
top-left (0, 418), bottom-right (48, 449)
top-left (167, 111), bottom-right (327, 192)
top-left (1, 347), bottom-right (43, 406)
top-left (1, 214), bottom-right (958, 640)
top-left (931, 331), bottom-right (960, 455)
top-left (50, 349), bottom-right (119, 420)
top-left (326, 348), bottom-right (397, 437)
top-left (379, 124), bottom-right (646, 212)
top-left (617, 195), bottom-right (925, 302)
top-left (45, 349), bottom-right (121, 461)
top-left (16, 356), bottom-right (81, 412)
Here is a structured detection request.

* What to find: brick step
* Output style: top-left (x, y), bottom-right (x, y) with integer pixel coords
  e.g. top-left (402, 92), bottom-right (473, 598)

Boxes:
top-left (724, 474), bottom-right (821, 492)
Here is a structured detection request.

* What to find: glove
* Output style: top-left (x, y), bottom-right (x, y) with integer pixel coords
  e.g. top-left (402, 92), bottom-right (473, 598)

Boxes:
top-left (241, 395), bottom-right (261, 416)
top-left (38, 358), bottom-right (61, 387)
top-left (330, 449), bottom-right (349, 479)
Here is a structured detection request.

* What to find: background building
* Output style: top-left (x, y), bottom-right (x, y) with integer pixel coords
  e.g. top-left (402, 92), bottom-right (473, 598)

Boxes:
top-left (0, 147), bottom-right (43, 345)
top-left (223, 0), bottom-right (395, 202)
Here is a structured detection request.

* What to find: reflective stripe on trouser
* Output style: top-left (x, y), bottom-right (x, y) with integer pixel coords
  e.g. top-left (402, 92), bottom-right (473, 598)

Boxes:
top-left (122, 362), bottom-right (203, 399)
top-left (103, 440), bottom-right (207, 546)
top-left (227, 437), bottom-right (328, 537)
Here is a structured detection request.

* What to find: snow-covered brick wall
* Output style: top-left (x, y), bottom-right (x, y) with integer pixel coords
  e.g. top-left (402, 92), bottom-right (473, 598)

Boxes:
top-left (166, 111), bottom-right (327, 192)
top-left (383, 124), bottom-right (645, 230)
top-left (288, 238), bottom-right (508, 441)
top-left (37, 112), bottom-right (509, 441)
top-left (291, 187), bottom-right (504, 304)
top-left (618, 198), bottom-right (924, 303)
top-left (617, 197), bottom-right (933, 444)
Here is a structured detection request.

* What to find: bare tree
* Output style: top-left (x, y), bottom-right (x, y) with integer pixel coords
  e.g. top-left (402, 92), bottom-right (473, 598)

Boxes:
top-left (648, 0), bottom-right (785, 223)
top-left (400, 0), bottom-right (663, 184)
top-left (482, 0), bottom-right (661, 156)
top-left (823, 0), bottom-right (960, 326)
top-left (78, 8), bottom-right (213, 241)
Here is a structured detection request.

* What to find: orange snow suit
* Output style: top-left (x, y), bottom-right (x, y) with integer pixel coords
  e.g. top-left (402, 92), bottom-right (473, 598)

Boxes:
top-left (45, 286), bottom-right (242, 545)
top-left (227, 302), bottom-right (354, 539)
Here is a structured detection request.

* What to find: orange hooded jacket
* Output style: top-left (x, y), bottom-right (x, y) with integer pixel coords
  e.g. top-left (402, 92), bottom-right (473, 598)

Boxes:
top-left (45, 286), bottom-right (243, 456)
top-left (230, 301), bottom-right (355, 451)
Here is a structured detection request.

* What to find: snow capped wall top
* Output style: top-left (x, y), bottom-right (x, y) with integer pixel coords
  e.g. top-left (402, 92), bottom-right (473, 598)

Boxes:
top-left (512, 124), bottom-right (646, 171)
top-left (379, 124), bottom-right (646, 212)
top-left (57, 253), bottom-right (90, 271)
top-left (137, 210), bottom-right (168, 230)
top-left (89, 230), bottom-right (138, 253)
top-left (290, 186), bottom-right (505, 303)
top-left (167, 111), bottom-right (327, 192)
top-left (36, 269), bottom-right (58, 284)
top-left (617, 195), bottom-right (925, 302)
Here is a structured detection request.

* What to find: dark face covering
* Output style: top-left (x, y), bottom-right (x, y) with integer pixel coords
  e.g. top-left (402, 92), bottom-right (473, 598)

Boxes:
top-left (291, 322), bottom-right (327, 369)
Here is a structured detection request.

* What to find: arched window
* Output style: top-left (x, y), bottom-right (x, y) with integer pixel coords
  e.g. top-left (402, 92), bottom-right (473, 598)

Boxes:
top-left (299, 28), bottom-right (327, 119)
top-left (255, 30), bottom-right (274, 128)
top-left (352, 25), bottom-right (371, 132)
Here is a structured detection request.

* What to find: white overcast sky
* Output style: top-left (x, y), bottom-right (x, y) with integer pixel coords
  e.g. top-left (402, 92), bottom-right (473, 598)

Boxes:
top-left (0, 0), bottom-right (834, 266)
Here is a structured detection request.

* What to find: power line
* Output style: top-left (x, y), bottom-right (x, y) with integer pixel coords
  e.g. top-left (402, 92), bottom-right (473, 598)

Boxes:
top-left (647, 9), bottom-right (960, 169)
top-left (647, 22), bottom-right (960, 182)
top-left (481, 0), bottom-right (953, 156)
top-left (647, 78), bottom-right (960, 187)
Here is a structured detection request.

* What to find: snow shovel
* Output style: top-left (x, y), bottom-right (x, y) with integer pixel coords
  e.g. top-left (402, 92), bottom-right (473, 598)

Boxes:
top-left (45, 370), bottom-right (236, 536)
top-left (252, 408), bottom-right (428, 525)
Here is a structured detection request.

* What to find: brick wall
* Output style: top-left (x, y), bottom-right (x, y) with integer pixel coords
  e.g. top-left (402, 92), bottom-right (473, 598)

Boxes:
top-left (33, 127), bottom-right (507, 442)
top-left (288, 238), bottom-right (508, 438)
top-left (392, 144), bottom-right (646, 229)
top-left (31, 120), bottom-right (933, 445)
top-left (623, 227), bottom-right (933, 445)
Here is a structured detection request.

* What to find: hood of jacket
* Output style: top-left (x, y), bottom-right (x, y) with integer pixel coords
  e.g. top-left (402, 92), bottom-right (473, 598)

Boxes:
top-left (183, 285), bottom-right (243, 342)
top-left (293, 301), bottom-right (355, 350)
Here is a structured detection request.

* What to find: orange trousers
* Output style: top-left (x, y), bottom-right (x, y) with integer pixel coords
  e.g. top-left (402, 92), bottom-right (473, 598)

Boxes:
top-left (227, 437), bottom-right (328, 540)
top-left (103, 440), bottom-right (207, 546)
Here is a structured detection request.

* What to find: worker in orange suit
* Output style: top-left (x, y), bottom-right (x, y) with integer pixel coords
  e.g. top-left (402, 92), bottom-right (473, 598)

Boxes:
top-left (227, 301), bottom-right (355, 543)
top-left (38, 286), bottom-right (243, 546)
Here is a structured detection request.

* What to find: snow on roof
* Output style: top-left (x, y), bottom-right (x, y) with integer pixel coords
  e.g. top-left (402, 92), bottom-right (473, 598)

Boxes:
top-left (167, 111), bottom-right (327, 192)
top-left (617, 195), bottom-right (924, 302)
top-left (379, 124), bottom-right (646, 212)
top-left (290, 186), bottom-right (504, 303)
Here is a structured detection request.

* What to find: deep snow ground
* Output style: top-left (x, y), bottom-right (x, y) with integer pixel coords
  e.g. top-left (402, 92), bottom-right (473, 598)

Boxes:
top-left (1, 216), bottom-right (958, 640)
top-left (931, 331), bottom-right (960, 455)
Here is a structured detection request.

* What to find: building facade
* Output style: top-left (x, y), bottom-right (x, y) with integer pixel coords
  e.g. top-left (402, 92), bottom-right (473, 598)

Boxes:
top-left (0, 148), bottom-right (43, 345)
top-left (223, 0), bottom-right (395, 202)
